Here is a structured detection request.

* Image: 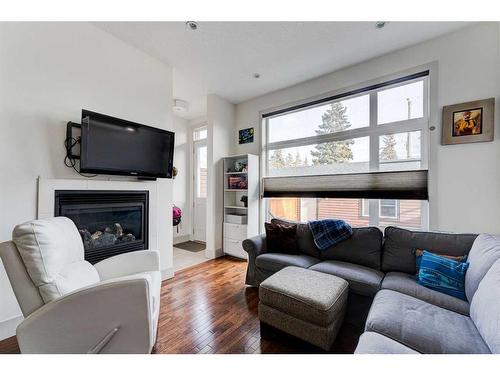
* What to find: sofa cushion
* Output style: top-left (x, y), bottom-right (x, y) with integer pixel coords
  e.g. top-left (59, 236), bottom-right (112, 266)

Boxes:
top-left (272, 218), bottom-right (320, 258)
top-left (255, 253), bottom-right (320, 273)
top-left (259, 266), bottom-right (348, 326)
top-left (381, 226), bottom-right (477, 274)
top-left (470, 258), bottom-right (500, 353)
top-left (264, 221), bottom-right (299, 254)
top-left (365, 289), bottom-right (490, 354)
top-left (12, 217), bottom-right (99, 303)
top-left (320, 227), bottom-right (383, 270)
top-left (382, 272), bottom-right (469, 315)
top-left (355, 332), bottom-right (419, 354)
top-left (465, 234), bottom-right (500, 301)
top-left (309, 260), bottom-right (384, 297)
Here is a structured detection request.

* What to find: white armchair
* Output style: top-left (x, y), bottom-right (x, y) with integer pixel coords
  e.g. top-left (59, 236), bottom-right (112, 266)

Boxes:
top-left (0, 217), bottom-right (161, 354)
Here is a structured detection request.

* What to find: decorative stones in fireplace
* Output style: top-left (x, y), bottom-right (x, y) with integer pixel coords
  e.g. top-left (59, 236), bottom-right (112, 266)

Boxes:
top-left (55, 190), bottom-right (149, 264)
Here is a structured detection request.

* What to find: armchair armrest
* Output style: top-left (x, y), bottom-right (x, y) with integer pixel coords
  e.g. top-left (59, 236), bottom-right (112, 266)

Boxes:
top-left (16, 276), bottom-right (154, 353)
top-left (94, 249), bottom-right (160, 280)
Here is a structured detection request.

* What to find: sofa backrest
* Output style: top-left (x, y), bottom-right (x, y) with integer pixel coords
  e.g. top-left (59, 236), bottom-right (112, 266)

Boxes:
top-left (271, 218), bottom-right (321, 258)
top-left (270, 218), bottom-right (383, 269)
top-left (12, 216), bottom-right (100, 304)
top-left (470, 258), bottom-right (500, 353)
top-left (465, 234), bottom-right (500, 301)
top-left (381, 226), bottom-right (477, 274)
top-left (320, 227), bottom-right (383, 270)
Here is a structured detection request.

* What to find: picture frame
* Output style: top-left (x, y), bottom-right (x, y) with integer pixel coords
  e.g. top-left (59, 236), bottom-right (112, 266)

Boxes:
top-left (442, 98), bottom-right (495, 145)
top-left (238, 127), bottom-right (254, 144)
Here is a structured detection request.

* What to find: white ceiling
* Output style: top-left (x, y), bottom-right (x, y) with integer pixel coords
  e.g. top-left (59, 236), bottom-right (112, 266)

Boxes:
top-left (95, 22), bottom-right (471, 119)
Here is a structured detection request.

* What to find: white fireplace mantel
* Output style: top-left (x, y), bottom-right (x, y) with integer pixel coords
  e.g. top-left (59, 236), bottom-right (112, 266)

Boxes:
top-left (37, 177), bottom-right (174, 280)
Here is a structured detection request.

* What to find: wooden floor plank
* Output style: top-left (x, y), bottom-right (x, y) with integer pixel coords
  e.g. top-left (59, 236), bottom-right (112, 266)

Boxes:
top-left (0, 256), bottom-right (360, 354)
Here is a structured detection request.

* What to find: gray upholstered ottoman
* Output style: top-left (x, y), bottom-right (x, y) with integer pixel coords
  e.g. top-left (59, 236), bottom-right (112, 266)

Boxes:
top-left (258, 266), bottom-right (348, 350)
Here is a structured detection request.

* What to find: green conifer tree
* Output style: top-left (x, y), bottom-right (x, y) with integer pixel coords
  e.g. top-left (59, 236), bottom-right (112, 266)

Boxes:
top-left (311, 102), bottom-right (354, 164)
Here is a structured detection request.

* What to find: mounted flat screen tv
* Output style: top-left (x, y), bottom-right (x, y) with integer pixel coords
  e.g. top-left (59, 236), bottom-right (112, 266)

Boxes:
top-left (80, 110), bottom-right (175, 178)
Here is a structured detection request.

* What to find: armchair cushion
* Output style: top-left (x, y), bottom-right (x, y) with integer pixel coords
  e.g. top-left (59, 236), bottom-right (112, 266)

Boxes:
top-left (13, 217), bottom-right (99, 303)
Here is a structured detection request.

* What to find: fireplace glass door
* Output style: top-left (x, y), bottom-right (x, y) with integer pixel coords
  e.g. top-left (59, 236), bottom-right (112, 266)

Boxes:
top-left (61, 203), bottom-right (144, 249)
top-left (55, 190), bottom-right (149, 264)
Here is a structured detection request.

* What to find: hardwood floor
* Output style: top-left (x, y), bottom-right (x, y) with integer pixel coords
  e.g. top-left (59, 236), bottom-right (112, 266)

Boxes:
top-left (0, 256), bottom-right (361, 354)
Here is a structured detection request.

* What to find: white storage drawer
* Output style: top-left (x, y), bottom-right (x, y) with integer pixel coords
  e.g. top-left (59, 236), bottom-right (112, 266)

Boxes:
top-left (223, 237), bottom-right (247, 259)
top-left (225, 213), bottom-right (247, 224)
top-left (224, 223), bottom-right (247, 241)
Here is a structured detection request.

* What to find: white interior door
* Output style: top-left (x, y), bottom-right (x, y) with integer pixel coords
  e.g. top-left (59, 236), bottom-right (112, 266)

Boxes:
top-left (193, 140), bottom-right (207, 242)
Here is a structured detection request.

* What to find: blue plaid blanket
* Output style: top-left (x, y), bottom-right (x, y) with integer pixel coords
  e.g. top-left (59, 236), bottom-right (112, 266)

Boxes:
top-left (308, 219), bottom-right (353, 250)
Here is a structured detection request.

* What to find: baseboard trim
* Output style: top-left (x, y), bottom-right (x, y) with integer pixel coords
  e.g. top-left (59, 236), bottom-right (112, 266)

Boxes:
top-left (214, 248), bottom-right (224, 258)
top-left (161, 267), bottom-right (174, 280)
top-left (0, 315), bottom-right (23, 341)
top-left (205, 247), bottom-right (224, 259)
top-left (173, 235), bottom-right (191, 245)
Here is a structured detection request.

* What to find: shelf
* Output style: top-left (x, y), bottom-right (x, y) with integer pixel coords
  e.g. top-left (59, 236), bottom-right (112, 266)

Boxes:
top-left (223, 154), bottom-right (258, 258)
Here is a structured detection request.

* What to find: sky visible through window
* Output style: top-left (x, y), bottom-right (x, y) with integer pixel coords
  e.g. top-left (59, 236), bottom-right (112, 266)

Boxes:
top-left (267, 81), bottom-right (423, 167)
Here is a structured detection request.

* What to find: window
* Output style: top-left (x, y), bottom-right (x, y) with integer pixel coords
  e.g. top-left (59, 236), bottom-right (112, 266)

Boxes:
top-left (361, 199), bottom-right (369, 217)
top-left (377, 81), bottom-right (424, 125)
top-left (380, 199), bottom-right (398, 219)
top-left (196, 144), bottom-right (207, 198)
top-left (267, 136), bottom-right (369, 177)
top-left (193, 125), bottom-right (208, 199)
top-left (193, 126), bottom-right (207, 141)
top-left (268, 198), bottom-right (421, 229)
top-left (268, 95), bottom-right (370, 143)
top-left (263, 71), bottom-right (429, 230)
top-left (362, 199), bottom-right (399, 219)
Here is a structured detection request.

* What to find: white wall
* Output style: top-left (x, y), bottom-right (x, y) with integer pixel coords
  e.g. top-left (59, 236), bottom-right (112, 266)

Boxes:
top-left (235, 22), bottom-right (500, 234)
top-left (172, 116), bottom-right (191, 243)
top-left (206, 94), bottom-right (234, 258)
top-left (0, 22), bottom-right (174, 338)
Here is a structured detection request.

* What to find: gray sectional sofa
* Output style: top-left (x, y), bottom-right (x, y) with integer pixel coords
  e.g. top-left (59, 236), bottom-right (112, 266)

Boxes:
top-left (242, 221), bottom-right (500, 354)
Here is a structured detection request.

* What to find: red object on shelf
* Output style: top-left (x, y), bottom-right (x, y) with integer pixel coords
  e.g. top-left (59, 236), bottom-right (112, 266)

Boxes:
top-left (228, 176), bottom-right (248, 189)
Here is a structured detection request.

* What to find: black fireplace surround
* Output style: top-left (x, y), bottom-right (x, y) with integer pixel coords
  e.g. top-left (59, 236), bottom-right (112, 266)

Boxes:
top-left (55, 190), bottom-right (149, 264)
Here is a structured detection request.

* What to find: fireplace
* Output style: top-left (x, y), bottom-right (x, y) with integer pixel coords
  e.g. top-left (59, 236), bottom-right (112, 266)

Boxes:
top-left (55, 190), bottom-right (149, 264)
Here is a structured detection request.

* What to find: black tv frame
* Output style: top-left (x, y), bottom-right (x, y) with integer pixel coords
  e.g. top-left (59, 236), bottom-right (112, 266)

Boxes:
top-left (80, 110), bottom-right (175, 179)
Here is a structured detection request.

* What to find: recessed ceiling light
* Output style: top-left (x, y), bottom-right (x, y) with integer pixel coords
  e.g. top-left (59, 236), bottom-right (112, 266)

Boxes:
top-left (253, 73), bottom-right (261, 79)
top-left (185, 21), bottom-right (198, 31)
top-left (375, 21), bottom-right (387, 29)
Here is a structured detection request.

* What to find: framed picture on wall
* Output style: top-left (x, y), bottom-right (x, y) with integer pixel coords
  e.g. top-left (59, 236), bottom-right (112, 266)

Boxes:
top-left (238, 127), bottom-right (254, 144)
top-left (442, 98), bottom-right (495, 145)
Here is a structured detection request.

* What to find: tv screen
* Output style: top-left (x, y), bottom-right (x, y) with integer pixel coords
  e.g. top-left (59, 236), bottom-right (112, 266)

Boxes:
top-left (80, 110), bottom-right (175, 178)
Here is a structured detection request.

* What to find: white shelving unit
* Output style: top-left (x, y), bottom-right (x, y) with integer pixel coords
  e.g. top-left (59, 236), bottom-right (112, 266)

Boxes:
top-left (222, 154), bottom-right (259, 259)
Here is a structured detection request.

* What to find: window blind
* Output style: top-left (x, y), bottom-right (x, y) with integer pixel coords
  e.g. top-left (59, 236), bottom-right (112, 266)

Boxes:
top-left (262, 170), bottom-right (428, 200)
top-left (262, 70), bottom-right (429, 119)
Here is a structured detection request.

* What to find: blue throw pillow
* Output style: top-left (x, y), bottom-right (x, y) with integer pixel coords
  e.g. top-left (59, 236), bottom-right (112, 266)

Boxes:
top-left (417, 250), bottom-right (469, 301)
top-left (415, 249), bottom-right (467, 271)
